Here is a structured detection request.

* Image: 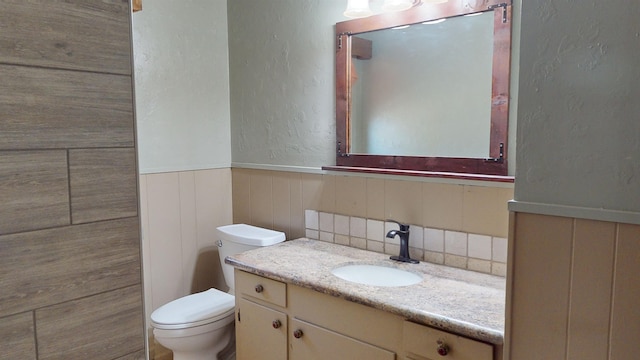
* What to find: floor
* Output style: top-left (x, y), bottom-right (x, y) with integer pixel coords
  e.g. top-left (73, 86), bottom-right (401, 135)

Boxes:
top-left (148, 334), bottom-right (173, 360)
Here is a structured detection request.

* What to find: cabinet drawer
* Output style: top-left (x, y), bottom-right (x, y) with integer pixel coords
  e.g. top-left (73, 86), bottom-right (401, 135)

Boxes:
top-left (290, 318), bottom-right (395, 360)
top-left (235, 269), bottom-right (287, 307)
top-left (403, 321), bottom-right (493, 360)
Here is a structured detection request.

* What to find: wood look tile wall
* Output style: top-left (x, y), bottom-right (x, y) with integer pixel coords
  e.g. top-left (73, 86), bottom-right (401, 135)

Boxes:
top-left (0, 1), bottom-right (144, 359)
top-left (0, 150), bottom-right (70, 234)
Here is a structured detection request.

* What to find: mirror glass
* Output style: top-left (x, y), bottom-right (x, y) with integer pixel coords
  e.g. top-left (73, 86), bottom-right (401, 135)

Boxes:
top-left (332, 1), bottom-right (512, 177)
top-left (350, 12), bottom-right (494, 158)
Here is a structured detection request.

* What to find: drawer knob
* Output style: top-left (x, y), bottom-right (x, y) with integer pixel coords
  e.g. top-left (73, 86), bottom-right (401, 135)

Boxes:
top-left (255, 284), bottom-right (264, 293)
top-left (272, 320), bottom-right (281, 329)
top-left (293, 329), bottom-right (304, 339)
top-left (436, 340), bottom-right (449, 356)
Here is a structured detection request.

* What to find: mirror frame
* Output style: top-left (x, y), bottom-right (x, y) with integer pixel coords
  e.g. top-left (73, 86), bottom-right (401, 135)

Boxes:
top-left (329, 0), bottom-right (513, 178)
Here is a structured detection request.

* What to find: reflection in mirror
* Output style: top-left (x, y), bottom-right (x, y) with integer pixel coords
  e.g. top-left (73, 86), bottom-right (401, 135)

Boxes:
top-left (330, 1), bottom-right (513, 178)
top-left (350, 12), bottom-right (494, 158)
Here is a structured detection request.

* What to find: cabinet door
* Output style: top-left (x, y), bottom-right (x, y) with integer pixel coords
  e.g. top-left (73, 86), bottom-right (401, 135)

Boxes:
top-left (236, 298), bottom-right (287, 360)
top-left (289, 318), bottom-right (395, 360)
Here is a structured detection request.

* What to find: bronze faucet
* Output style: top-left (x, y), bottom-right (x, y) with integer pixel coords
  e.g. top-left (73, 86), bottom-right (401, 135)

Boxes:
top-left (386, 220), bottom-right (419, 264)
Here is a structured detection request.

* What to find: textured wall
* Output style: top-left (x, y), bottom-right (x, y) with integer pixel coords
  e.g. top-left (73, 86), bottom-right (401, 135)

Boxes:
top-left (133, 0), bottom-right (231, 174)
top-left (508, 2), bottom-right (640, 359)
top-left (228, 0), bottom-right (520, 175)
top-left (515, 0), bottom-right (640, 212)
top-left (228, 0), bottom-right (345, 167)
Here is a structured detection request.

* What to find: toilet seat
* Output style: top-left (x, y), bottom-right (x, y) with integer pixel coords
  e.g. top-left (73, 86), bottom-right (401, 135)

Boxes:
top-left (151, 288), bottom-right (235, 330)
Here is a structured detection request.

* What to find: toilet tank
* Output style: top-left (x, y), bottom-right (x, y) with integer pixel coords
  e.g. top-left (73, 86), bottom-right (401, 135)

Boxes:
top-left (216, 224), bottom-right (285, 294)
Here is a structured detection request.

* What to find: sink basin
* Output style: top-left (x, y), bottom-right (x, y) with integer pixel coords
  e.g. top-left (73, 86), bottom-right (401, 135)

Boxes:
top-left (331, 264), bottom-right (422, 287)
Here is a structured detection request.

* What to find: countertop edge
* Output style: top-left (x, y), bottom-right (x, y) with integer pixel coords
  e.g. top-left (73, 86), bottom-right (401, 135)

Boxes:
top-left (226, 257), bottom-right (505, 345)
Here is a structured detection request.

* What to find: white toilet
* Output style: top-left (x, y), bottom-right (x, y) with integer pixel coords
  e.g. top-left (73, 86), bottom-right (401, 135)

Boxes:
top-left (150, 224), bottom-right (286, 360)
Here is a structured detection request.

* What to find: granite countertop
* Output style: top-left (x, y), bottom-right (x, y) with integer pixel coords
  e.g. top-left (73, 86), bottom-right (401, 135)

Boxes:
top-left (225, 238), bottom-right (506, 345)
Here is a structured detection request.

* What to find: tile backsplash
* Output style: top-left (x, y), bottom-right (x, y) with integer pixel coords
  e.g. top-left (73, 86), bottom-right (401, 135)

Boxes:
top-left (305, 210), bottom-right (507, 277)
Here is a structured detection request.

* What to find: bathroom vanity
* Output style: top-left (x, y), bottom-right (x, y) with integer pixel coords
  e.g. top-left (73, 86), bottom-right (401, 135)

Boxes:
top-left (226, 239), bottom-right (505, 360)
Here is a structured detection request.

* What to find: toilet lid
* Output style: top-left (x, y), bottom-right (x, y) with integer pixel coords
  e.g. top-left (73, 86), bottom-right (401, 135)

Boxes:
top-left (216, 224), bottom-right (285, 246)
top-left (151, 288), bottom-right (235, 330)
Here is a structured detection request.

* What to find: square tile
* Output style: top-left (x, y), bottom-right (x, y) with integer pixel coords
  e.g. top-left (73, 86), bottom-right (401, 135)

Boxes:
top-left (492, 262), bottom-right (507, 277)
top-left (367, 240), bottom-right (384, 253)
top-left (409, 225), bottom-right (424, 249)
top-left (424, 228), bottom-right (444, 252)
top-left (319, 231), bottom-right (334, 243)
top-left (492, 237), bottom-right (508, 262)
top-left (334, 214), bottom-right (350, 235)
top-left (350, 237), bottom-right (367, 250)
top-left (467, 258), bottom-right (492, 274)
top-left (319, 212), bottom-right (334, 232)
top-left (468, 234), bottom-right (492, 260)
top-left (385, 243), bottom-right (400, 256)
top-left (409, 247), bottom-right (424, 261)
top-left (305, 209), bottom-right (318, 230)
top-left (366, 219), bottom-right (384, 242)
top-left (350, 217), bottom-right (367, 238)
top-left (424, 251), bottom-right (444, 264)
top-left (445, 231), bottom-right (467, 256)
top-left (444, 254), bottom-right (468, 269)
top-left (305, 229), bottom-right (319, 240)
top-left (335, 234), bottom-right (350, 246)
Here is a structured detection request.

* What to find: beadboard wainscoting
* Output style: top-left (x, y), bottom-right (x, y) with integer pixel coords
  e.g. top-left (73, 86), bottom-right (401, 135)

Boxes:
top-left (506, 212), bottom-right (640, 359)
top-left (138, 168), bottom-right (233, 344)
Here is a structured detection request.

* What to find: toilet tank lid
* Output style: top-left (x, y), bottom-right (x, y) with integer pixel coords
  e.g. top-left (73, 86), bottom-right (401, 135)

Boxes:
top-left (216, 224), bottom-right (285, 246)
top-left (150, 288), bottom-right (234, 326)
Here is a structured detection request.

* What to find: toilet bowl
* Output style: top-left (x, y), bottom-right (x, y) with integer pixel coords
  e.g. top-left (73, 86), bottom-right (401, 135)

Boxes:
top-left (150, 224), bottom-right (286, 360)
top-left (151, 289), bottom-right (235, 360)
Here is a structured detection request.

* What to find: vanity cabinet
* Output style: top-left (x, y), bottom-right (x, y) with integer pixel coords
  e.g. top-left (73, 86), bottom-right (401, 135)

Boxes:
top-left (235, 269), bottom-right (498, 360)
top-left (235, 270), bottom-right (397, 359)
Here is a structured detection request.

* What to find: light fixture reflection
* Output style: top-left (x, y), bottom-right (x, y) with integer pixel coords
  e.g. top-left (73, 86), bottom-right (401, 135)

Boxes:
top-left (343, 0), bottom-right (373, 18)
top-left (382, 0), bottom-right (414, 12)
top-left (344, 0), bottom-right (451, 19)
top-left (422, 18), bottom-right (446, 25)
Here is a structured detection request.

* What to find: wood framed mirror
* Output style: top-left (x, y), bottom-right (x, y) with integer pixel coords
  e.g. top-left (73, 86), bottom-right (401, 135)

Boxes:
top-left (327, 0), bottom-right (513, 178)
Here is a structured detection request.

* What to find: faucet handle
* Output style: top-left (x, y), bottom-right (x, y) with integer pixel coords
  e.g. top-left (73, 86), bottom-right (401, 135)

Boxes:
top-left (386, 219), bottom-right (410, 231)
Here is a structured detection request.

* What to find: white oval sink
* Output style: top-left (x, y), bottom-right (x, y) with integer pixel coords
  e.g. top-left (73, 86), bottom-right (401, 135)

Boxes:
top-left (331, 264), bottom-right (422, 287)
